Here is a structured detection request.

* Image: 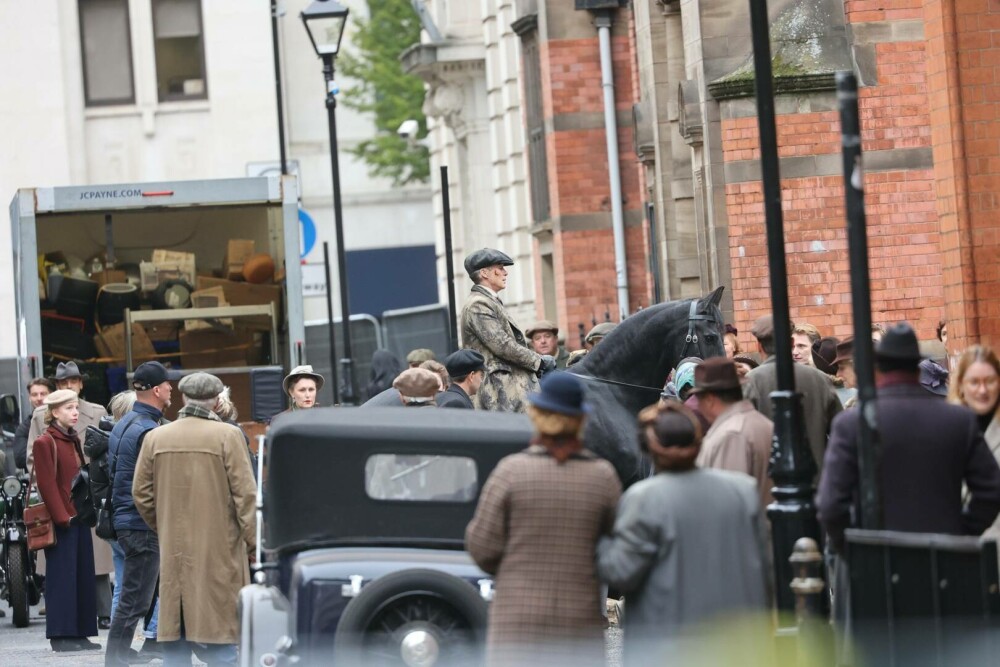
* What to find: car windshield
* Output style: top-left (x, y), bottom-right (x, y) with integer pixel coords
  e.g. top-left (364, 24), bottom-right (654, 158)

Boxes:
top-left (365, 454), bottom-right (478, 502)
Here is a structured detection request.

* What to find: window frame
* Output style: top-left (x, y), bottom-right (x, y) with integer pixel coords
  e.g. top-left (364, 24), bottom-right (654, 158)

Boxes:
top-left (150, 0), bottom-right (209, 103)
top-left (78, 0), bottom-right (137, 107)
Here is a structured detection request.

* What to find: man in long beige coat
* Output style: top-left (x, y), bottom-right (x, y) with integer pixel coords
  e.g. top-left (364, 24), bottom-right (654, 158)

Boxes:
top-left (691, 357), bottom-right (776, 509)
top-left (133, 372), bottom-right (256, 663)
top-left (460, 248), bottom-right (555, 412)
top-left (27, 362), bottom-right (113, 622)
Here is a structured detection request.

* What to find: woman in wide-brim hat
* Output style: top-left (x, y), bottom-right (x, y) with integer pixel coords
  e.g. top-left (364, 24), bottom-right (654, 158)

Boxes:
top-left (466, 372), bottom-right (620, 667)
top-left (282, 365), bottom-right (325, 410)
top-left (32, 389), bottom-right (101, 652)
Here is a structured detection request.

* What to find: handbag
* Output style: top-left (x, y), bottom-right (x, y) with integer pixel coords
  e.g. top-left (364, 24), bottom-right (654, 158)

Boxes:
top-left (24, 436), bottom-right (58, 552)
top-left (95, 473), bottom-right (116, 540)
top-left (71, 465), bottom-right (97, 528)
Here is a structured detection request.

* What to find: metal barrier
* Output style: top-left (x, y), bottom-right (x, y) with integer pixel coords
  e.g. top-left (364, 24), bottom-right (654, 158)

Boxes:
top-left (304, 314), bottom-right (382, 406)
top-left (381, 303), bottom-right (452, 363)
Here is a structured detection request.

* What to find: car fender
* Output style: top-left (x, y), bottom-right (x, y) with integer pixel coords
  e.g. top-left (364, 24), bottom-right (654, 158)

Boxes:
top-left (239, 583), bottom-right (291, 667)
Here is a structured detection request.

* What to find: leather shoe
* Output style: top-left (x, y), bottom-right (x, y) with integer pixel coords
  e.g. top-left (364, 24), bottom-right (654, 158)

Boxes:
top-left (128, 648), bottom-right (154, 664)
top-left (98, 616), bottom-right (112, 629)
top-left (51, 637), bottom-right (100, 652)
top-left (76, 638), bottom-right (103, 650)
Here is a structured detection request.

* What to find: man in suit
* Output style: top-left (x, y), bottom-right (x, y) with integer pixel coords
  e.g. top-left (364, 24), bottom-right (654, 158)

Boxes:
top-left (437, 350), bottom-right (486, 409)
top-left (460, 249), bottom-right (556, 412)
top-left (743, 315), bottom-right (842, 474)
top-left (817, 323), bottom-right (1000, 552)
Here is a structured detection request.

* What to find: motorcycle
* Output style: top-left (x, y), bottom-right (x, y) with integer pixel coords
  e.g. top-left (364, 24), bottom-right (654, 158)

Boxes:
top-left (0, 393), bottom-right (41, 627)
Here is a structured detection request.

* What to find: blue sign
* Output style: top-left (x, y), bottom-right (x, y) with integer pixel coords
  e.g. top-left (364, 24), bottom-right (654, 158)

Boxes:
top-left (299, 207), bottom-right (317, 258)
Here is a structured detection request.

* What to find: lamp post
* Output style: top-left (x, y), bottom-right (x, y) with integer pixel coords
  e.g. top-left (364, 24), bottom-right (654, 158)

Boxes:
top-left (301, 0), bottom-right (356, 405)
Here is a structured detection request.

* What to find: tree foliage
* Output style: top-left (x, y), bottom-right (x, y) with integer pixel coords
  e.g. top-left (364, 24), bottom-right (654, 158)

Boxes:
top-left (339, 0), bottom-right (429, 186)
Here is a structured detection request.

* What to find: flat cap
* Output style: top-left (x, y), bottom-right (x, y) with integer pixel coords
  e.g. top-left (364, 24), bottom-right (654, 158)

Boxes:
top-left (525, 320), bottom-right (559, 338)
top-left (406, 348), bottom-right (437, 365)
top-left (178, 372), bottom-right (224, 399)
top-left (750, 315), bottom-right (774, 340)
top-left (393, 368), bottom-right (441, 402)
top-left (585, 322), bottom-right (617, 344)
top-left (445, 349), bottom-right (486, 378)
top-left (464, 248), bottom-right (513, 279)
top-left (44, 389), bottom-right (79, 407)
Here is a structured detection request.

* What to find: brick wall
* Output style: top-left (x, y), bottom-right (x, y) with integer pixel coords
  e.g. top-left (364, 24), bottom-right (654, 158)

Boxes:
top-left (534, 9), bottom-right (650, 338)
top-left (721, 35), bottom-right (952, 351)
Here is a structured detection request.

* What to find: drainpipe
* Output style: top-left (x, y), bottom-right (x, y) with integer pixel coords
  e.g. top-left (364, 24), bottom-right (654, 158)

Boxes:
top-left (594, 10), bottom-right (630, 319)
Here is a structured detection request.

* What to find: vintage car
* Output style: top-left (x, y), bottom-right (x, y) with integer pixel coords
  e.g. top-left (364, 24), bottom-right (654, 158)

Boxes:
top-left (239, 407), bottom-right (532, 667)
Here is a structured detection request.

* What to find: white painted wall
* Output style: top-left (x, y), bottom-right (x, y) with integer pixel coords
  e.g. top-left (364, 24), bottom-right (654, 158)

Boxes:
top-left (0, 0), bottom-right (435, 357)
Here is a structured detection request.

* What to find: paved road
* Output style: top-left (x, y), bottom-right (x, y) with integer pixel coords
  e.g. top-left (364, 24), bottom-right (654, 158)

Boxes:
top-left (0, 602), bottom-right (159, 667)
top-left (2, 600), bottom-right (622, 666)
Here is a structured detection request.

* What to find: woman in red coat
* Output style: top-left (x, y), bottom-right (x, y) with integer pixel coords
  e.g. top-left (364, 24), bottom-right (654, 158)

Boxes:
top-left (32, 389), bottom-right (99, 652)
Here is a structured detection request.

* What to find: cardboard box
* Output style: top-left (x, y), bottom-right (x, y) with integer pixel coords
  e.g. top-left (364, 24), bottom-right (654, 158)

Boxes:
top-left (96, 322), bottom-right (157, 365)
top-left (93, 270), bottom-right (127, 287)
top-left (223, 240), bottom-right (256, 281)
top-left (195, 276), bottom-right (282, 331)
top-left (179, 330), bottom-right (256, 369)
top-left (184, 286), bottom-right (234, 332)
top-left (142, 249), bottom-right (196, 291)
top-left (144, 321), bottom-right (182, 343)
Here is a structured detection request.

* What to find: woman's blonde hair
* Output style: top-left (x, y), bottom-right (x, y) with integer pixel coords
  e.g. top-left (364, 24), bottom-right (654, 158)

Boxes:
top-left (948, 345), bottom-right (1000, 415)
top-left (527, 405), bottom-right (585, 438)
top-left (214, 386), bottom-right (238, 422)
top-left (108, 390), bottom-right (137, 422)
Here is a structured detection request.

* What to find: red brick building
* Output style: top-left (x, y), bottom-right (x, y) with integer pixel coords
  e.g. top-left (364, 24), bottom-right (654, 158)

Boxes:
top-left (518, 0), bottom-right (1000, 353)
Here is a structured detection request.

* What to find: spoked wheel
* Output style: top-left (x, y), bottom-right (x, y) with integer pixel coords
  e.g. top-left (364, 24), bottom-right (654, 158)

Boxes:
top-left (334, 569), bottom-right (488, 666)
top-left (8, 542), bottom-right (30, 627)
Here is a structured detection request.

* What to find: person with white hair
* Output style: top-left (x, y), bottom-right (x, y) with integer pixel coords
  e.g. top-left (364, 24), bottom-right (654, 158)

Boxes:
top-left (133, 372), bottom-right (256, 665)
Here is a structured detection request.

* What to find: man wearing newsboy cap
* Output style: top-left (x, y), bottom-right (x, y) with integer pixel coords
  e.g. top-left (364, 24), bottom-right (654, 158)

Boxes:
top-left (460, 248), bottom-right (556, 412)
top-left (131, 372), bottom-right (256, 664)
top-left (437, 349), bottom-right (486, 409)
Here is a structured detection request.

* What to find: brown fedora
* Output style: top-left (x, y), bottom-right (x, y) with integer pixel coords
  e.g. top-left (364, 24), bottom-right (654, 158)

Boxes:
top-left (688, 357), bottom-right (741, 394)
top-left (832, 337), bottom-right (854, 366)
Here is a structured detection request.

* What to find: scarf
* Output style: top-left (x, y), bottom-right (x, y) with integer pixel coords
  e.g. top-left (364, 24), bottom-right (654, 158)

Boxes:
top-left (177, 404), bottom-right (222, 421)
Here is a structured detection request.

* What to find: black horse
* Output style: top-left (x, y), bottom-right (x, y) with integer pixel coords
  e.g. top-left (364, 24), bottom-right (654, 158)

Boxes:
top-left (570, 286), bottom-right (726, 487)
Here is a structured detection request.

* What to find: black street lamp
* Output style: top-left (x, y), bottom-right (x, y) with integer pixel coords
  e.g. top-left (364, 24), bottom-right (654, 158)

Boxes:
top-left (301, 0), bottom-right (356, 405)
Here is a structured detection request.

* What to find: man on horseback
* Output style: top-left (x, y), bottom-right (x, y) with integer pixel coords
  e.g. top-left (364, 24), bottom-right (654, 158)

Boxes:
top-left (460, 248), bottom-right (557, 412)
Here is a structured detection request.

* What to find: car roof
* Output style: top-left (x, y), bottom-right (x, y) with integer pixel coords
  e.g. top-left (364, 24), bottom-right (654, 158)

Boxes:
top-left (265, 407), bottom-right (532, 554)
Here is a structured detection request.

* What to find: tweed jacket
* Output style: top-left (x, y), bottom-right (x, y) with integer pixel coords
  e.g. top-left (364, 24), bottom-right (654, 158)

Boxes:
top-left (743, 357), bottom-right (842, 474)
top-left (460, 285), bottom-right (541, 413)
top-left (466, 445), bottom-right (621, 666)
top-left (818, 382), bottom-right (1000, 551)
top-left (696, 400), bottom-right (776, 509)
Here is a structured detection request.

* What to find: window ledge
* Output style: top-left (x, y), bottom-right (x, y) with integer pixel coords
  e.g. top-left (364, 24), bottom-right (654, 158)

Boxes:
top-left (84, 99), bottom-right (210, 120)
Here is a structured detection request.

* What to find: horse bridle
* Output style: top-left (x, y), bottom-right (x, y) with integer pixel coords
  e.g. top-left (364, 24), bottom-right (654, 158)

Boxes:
top-left (575, 300), bottom-right (716, 395)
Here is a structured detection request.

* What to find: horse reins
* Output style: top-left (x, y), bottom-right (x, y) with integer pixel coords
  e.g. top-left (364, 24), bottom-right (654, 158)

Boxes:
top-left (573, 300), bottom-right (716, 395)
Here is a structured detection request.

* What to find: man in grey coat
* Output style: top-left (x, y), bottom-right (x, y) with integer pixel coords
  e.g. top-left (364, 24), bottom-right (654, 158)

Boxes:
top-left (459, 248), bottom-right (555, 412)
top-left (597, 402), bottom-right (770, 665)
top-left (742, 315), bottom-right (842, 474)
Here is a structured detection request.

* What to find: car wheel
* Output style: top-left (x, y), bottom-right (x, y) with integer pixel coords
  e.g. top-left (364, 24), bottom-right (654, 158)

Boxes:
top-left (333, 568), bottom-right (488, 667)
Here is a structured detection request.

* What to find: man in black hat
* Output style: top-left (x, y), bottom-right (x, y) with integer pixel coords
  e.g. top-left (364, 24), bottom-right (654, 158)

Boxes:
top-left (817, 322), bottom-right (1000, 552)
top-left (437, 350), bottom-right (486, 409)
top-left (459, 248), bottom-right (556, 412)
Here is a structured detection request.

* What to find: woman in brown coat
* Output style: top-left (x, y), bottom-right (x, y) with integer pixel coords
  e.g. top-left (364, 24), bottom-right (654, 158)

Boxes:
top-left (32, 389), bottom-right (99, 652)
top-left (466, 372), bottom-right (621, 667)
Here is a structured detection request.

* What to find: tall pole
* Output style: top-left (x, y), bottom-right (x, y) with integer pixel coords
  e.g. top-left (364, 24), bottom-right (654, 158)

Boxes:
top-left (322, 241), bottom-right (340, 405)
top-left (271, 0), bottom-right (288, 176)
top-left (837, 72), bottom-right (882, 529)
top-left (322, 54), bottom-right (356, 405)
top-left (748, 0), bottom-right (820, 618)
top-left (440, 166), bottom-right (459, 351)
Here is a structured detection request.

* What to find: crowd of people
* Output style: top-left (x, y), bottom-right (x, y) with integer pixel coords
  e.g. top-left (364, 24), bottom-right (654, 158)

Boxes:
top-left (10, 244), bottom-right (1000, 665)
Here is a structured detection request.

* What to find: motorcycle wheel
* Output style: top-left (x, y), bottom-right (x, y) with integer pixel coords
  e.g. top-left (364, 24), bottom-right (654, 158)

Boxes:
top-left (8, 543), bottom-right (30, 627)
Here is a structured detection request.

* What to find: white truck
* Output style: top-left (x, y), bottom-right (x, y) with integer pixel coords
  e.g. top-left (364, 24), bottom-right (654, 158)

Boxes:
top-left (6, 175), bottom-right (304, 416)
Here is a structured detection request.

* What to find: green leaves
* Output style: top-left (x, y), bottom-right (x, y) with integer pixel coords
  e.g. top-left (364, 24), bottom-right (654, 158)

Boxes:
top-left (339, 0), bottom-right (429, 186)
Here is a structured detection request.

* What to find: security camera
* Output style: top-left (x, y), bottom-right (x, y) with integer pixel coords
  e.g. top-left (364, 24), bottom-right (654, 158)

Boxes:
top-left (397, 119), bottom-right (420, 141)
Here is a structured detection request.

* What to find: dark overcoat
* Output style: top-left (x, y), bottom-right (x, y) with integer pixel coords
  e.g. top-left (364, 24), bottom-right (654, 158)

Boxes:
top-left (460, 285), bottom-right (540, 413)
top-left (436, 384), bottom-right (474, 409)
top-left (466, 446), bottom-right (621, 666)
top-left (817, 381), bottom-right (1000, 550)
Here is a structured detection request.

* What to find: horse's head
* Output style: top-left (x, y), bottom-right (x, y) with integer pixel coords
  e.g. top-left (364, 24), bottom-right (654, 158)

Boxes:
top-left (578, 286), bottom-right (727, 388)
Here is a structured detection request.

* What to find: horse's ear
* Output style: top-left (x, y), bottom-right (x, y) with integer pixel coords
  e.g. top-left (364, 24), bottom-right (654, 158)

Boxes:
top-left (700, 285), bottom-right (725, 309)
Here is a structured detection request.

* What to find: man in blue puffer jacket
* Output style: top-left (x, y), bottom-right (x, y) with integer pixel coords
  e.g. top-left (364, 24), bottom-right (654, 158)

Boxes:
top-left (105, 362), bottom-right (174, 667)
